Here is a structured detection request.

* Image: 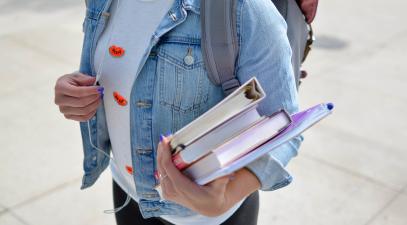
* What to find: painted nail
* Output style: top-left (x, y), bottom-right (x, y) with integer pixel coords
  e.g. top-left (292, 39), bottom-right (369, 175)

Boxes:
top-left (160, 134), bottom-right (165, 142)
top-left (154, 170), bottom-right (160, 180)
top-left (165, 131), bottom-right (172, 137)
top-left (97, 87), bottom-right (104, 94)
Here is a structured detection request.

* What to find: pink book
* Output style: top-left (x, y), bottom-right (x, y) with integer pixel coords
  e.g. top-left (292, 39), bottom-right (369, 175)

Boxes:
top-left (172, 107), bottom-right (261, 170)
top-left (186, 103), bottom-right (334, 184)
top-left (183, 110), bottom-right (291, 179)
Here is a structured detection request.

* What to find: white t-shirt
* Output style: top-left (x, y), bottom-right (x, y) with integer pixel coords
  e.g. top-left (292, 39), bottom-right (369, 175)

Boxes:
top-left (94, 0), bottom-right (243, 224)
top-left (95, 0), bottom-right (172, 203)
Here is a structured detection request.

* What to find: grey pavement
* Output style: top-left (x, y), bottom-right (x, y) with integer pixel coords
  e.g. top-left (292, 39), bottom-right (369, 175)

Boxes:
top-left (0, 0), bottom-right (406, 225)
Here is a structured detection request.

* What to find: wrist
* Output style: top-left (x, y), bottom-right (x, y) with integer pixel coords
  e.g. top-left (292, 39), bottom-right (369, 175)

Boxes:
top-left (223, 169), bottom-right (260, 205)
top-left (192, 184), bottom-right (232, 217)
top-left (241, 168), bottom-right (261, 189)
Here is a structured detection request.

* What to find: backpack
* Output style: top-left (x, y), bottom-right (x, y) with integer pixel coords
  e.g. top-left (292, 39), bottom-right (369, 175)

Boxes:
top-left (200, 0), bottom-right (319, 95)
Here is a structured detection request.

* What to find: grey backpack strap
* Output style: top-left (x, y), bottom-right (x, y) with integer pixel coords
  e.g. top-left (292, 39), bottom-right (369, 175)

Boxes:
top-left (201, 0), bottom-right (240, 96)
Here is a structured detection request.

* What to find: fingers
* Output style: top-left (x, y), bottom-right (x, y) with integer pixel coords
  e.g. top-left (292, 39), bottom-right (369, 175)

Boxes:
top-left (161, 175), bottom-right (178, 200)
top-left (70, 73), bottom-right (97, 86)
top-left (158, 136), bottom-right (197, 193)
top-left (55, 73), bottom-right (101, 98)
top-left (64, 108), bottom-right (97, 122)
top-left (157, 137), bottom-right (178, 200)
top-left (58, 82), bottom-right (100, 98)
top-left (59, 97), bottom-right (101, 116)
top-left (55, 72), bottom-right (104, 122)
top-left (156, 136), bottom-right (166, 181)
top-left (55, 93), bottom-right (100, 108)
top-left (156, 136), bottom-right (231, 212)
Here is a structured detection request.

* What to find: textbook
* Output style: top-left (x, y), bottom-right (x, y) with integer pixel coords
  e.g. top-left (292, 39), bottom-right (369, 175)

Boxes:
top-left (154, 76), bottom-right (333, 191)
top-left (192, 102), bottom-right (334, 185)
top-left (170, 78), bottom-right (266, 154)
top-left (172, 107), bottom-right (262, 170)
top-left (183, 109), bottom-right (291, 179)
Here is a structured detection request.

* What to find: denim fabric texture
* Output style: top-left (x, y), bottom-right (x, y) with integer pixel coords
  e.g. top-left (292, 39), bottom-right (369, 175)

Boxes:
top-left (79, 0), bottom-right (302, 218)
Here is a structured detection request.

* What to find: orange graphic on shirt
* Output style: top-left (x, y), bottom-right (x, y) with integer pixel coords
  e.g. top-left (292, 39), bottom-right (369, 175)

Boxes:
top-left (109, 45), bottom-right (125, 57)
top-left (113, 91), bottom-right (128, 106)
top-left (125, 165), bottom-right (133, 175)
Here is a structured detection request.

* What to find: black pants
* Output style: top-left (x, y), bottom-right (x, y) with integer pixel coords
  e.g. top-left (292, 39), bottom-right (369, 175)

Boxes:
top-left (113, 181), bottom-right (259, 225)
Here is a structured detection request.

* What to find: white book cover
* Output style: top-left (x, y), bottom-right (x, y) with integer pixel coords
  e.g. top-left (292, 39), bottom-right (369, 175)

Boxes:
top-left (170, 77), bottom-right (266, 152)
top-left (172, 107), bottom-right (262, 169)
top-left (183, 110), bottom-right (291, 179)
top-left (193, 103), bottom-right (334, 185)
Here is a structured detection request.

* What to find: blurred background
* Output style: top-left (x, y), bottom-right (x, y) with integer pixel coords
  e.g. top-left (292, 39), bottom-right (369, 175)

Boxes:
top-left (0, 0), bottom-right (406, 224)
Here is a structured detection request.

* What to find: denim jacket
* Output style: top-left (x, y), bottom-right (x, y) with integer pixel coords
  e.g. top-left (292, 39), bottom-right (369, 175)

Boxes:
top-left (79, 0), bottom-right (302, 218)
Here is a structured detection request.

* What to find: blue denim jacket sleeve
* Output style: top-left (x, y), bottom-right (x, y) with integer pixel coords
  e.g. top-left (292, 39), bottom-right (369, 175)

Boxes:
top-left (236, 0), bottom-right (303, 191)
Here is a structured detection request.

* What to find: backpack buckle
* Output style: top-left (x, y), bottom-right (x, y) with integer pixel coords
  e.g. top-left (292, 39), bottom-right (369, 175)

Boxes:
top-left (222, 78), bottom-right (241, 96)
top-left (302, 24), bottom-right (315, 63)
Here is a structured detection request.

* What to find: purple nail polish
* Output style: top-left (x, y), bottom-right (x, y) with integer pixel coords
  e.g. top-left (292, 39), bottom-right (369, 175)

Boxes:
top-left (97, 87), bottom-right (104, 94)
top-left (160, 134), bottom-right (164, 142)
top-left (165, 131), bottom-right (172, 136)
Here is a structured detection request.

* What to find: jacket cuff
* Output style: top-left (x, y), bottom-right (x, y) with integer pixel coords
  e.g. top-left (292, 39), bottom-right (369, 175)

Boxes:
top-left (245, 137), bottom-right (302, 191)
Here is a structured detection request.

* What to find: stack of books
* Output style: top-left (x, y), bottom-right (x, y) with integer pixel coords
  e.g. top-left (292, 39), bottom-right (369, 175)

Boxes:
top-left (165, 77), bottom-right (333, 185)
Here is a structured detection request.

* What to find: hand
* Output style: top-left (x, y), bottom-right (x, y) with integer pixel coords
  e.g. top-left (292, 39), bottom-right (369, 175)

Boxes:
top-left (54, 72), bottom-right (103, 122)
top-left (157, 135), bottom-right (233, 217)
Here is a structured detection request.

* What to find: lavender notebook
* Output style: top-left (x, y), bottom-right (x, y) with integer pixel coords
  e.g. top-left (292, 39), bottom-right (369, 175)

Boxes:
top-left (194, 102), bottom-right (334, 185)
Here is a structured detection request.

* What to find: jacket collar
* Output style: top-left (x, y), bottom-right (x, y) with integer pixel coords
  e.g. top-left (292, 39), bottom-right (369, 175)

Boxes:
top-left (182, 0), bottom-right (200, 14)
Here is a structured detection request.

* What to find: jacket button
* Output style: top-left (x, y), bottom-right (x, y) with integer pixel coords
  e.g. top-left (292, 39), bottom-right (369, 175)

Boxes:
top-left (136, 101), bottom-right (151, 108)
top-left (184, 48), bottom-right (194, 65)
top-left (144, 207), bottom-right (160, 212)
top-left (184, 55), bottom-right (194, 65)
top-left (142, 192), bottom-right (159, 198)
top-left (168, 11), bottom-right (177, 21)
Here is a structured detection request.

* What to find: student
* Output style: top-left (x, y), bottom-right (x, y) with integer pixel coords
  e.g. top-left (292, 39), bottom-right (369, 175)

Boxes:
top-left (54, 0), bottom-right (302, 224)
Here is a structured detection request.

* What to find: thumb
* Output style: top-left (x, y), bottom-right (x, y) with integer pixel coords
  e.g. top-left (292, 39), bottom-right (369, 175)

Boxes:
top-left (71, 73), bottom-right (96, 86)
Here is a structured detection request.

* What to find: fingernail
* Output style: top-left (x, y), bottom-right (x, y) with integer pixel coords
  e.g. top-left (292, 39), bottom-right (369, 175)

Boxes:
top-left (165, 131), bottom-right (172, 137)
top-left (97, 87), bottom-right (104, 94)
top-left (160, 134), bottom-right (165, 142)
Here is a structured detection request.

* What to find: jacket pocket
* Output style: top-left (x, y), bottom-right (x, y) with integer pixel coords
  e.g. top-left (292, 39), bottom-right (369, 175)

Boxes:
top-left (157, 40), bottom-right (210, 113)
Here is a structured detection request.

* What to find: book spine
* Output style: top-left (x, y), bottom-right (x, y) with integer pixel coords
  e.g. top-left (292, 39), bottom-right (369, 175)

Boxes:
top-left (172, 153), bottom-right (189, 170)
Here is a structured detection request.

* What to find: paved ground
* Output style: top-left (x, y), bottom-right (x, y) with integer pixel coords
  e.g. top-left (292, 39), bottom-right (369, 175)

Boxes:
top-left (0, 0), bottom-right (406, 225)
